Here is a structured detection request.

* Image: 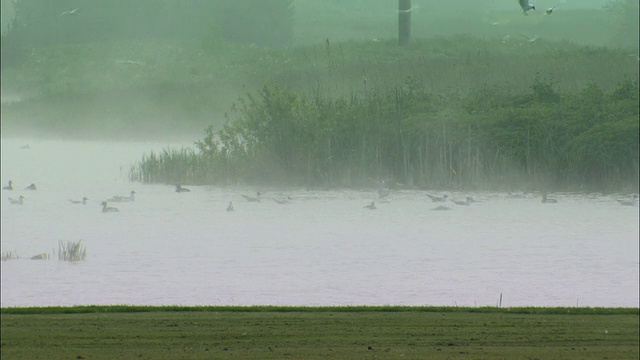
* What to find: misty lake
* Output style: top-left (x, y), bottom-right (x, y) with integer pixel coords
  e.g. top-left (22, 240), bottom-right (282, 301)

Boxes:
top-left (1, 137), bottom-right (638, 308)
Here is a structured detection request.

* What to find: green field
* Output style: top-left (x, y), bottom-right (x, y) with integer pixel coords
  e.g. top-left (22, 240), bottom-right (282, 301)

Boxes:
top-left (1, 306), bottom-right (638, 359)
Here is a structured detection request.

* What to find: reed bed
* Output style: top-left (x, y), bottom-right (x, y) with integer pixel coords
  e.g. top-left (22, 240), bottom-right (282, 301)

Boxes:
top-left (130, 76), bottom-right (639, 192)
top-left (56, 240), bottom-right (87, 262)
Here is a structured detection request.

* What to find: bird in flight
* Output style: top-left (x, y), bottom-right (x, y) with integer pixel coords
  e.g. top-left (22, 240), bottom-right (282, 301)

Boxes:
top-left (61, 8), bottom-right (80, 16)
top-left (518, 0), bottom-right (535, 15)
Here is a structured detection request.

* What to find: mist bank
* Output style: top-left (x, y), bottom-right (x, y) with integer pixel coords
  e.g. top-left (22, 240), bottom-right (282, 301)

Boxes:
top-left (1, 34), bottom-right (638, 141)
top-left (130, 76), bottom-right (639, 193)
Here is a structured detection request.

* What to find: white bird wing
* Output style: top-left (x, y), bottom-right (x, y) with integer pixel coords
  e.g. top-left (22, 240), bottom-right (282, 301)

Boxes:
top-left (518, 0), bottom-right (528, 10)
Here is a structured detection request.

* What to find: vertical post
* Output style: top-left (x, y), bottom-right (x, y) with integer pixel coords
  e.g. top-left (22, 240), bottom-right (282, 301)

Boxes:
top-left (398, 0), bottom-right (411, 46)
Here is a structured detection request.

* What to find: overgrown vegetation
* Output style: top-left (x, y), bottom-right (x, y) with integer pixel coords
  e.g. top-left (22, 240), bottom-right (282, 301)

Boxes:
top-left (130, 77), bottom-right (639, 192)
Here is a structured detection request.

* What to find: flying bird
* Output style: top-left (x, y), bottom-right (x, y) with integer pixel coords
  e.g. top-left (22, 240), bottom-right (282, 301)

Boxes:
top-left (25, 183), bottom-right (37, 190)
top-left (518, 0), bottom-right (536, 14)
top-left (364, 202), bottom-right (377, 210)
top-left (545, 5), bottom-right (559, 14)
top-left (61, 8), bottom-right (81, 16)
top-left (522, 35), bottom-right (540, 44)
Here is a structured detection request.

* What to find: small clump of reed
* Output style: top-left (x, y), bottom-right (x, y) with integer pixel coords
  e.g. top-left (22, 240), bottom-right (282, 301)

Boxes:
top-left (57, 240), bottom-right (87, 262)
top-left (1, 250), bottom-right (20, 261)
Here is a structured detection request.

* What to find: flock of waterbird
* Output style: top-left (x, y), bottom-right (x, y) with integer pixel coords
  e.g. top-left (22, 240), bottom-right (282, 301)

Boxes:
top-left (3, 179), bottom-right (638, 213)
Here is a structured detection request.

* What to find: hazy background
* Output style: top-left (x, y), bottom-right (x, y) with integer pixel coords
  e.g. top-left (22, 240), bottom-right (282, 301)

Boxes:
top-left (1, 0), bottom-right (638, 140)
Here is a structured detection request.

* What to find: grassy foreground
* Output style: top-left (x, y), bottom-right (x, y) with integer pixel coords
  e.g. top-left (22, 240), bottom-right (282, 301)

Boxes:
top-left (1, 306), bottom-right (638, 359)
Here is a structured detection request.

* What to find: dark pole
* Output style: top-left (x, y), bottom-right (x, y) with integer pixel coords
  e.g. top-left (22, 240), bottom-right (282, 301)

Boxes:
top-left (398, 0), bottom-right (411, 46)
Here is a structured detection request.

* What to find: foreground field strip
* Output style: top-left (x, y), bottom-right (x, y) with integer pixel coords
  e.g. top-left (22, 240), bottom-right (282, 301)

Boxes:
top-left (2, 310), bottom-right (638, 360)
top-left (2, 305), bottom-right (639, 315)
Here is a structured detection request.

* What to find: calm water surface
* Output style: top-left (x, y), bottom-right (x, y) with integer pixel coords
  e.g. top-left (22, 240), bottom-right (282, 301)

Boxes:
top-left (1, 138), bottom-right (638, 307)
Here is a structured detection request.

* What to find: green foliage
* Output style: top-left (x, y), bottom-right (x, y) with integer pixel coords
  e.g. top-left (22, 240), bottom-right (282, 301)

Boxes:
top-left (1, 305), bottom-right (638, 315)
top-left (131, 78), bottom-right (639, 191)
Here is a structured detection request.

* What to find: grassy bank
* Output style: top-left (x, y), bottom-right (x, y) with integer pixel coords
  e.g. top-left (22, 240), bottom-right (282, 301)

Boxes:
top-left (1, 306), bottom-right (638, 359)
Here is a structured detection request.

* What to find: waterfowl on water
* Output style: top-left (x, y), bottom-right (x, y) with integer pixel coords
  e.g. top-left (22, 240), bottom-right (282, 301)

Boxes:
top-left (8, 196), bottom-right (25, 205)
top-left (227, 201), bottom-right (234, 212)
top-left (450, 198), bottom-right (470, 206)
top-left (242, 192), bottom-right (262, 202)
top-left (109, 190), bottom-right (135, 202)
top-left (378, 188), bottom-right (391, 198)
top-left (507, 192), bottom-right (527, 199)
top-left (432, 205), bottom-right (451, 211)
top-left (518, 0), bottom-right (535, 14)
top-left (3, 180), bottom-right (13, 190)
top-left (69, 197), bottom-right (88, 205)
top-left (364, 201), bottom-right (377, 210)
top-left (541, 193), bottom-right (558, 203)
top-left (617, 195), bottom-right (639, 206)
top-left (175, 185), bottom-right (191, 193)
top-left (101, 201), bottom-right (119, 212)
top-left (427, 194), bottom-right (448, 202)
top-left (25, 183), bottom-right (37, 190)
top-left (274, 198), bottom-right (290, 205)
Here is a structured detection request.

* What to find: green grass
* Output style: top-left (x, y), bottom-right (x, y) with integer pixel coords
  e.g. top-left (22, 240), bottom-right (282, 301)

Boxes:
top-left (1, 307), bottom-right (638, 359)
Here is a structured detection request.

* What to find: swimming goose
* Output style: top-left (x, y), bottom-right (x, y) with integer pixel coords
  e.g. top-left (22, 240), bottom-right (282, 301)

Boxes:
top-left (242, 192), bottom-right (262, 202)
top-left (541, 193), bottom-right (558, 203)
top-left (69, 197), bottom-right (88, 205)
top-left (432, 205), bottom-right (451, 211)
top-left (518, 0), bottom-right (535, 14)
top-left (8, 196), bottom-right (25, 205)
top-left (364, 201), bottom-right (377, 210)
top-left (617, 195), bottom-right (639, 206)
top-left (3, 181), bottom-right (13, 190)
top-left (450, 197), bottom-right (471, 206)
top-left (25, 183), bottom-right (37, 190)
top-left (274, 198), bottom-right (290, 205)
top-left (175, 185), bottom-right (191, 193)
top-left (101, 201), bottom-right (119, 212)
top-left (109, 190), bottom-right (135, 202)
top-left (227, 201), bottom-right (234, 212)
top-left (427, 194), bottom-right (448, 202)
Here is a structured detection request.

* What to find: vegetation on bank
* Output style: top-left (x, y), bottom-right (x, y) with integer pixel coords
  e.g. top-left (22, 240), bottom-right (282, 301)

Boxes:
top-left (2, 305), bottom-right (638, 315)
top-left (2, 310), bottom-right (638, 359)
top-left (130, 76), bottom-right (639, 192)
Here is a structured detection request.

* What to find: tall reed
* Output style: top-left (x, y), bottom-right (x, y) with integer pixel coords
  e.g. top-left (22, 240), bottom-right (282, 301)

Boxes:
top-left (57, 240), bottom-right (87, 262)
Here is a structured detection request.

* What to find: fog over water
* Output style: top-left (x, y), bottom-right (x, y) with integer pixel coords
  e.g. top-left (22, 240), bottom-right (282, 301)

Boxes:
top-left (1, 139), bottom-right (638, 307)
top-left (1, 1), bottom-right (639, 307)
